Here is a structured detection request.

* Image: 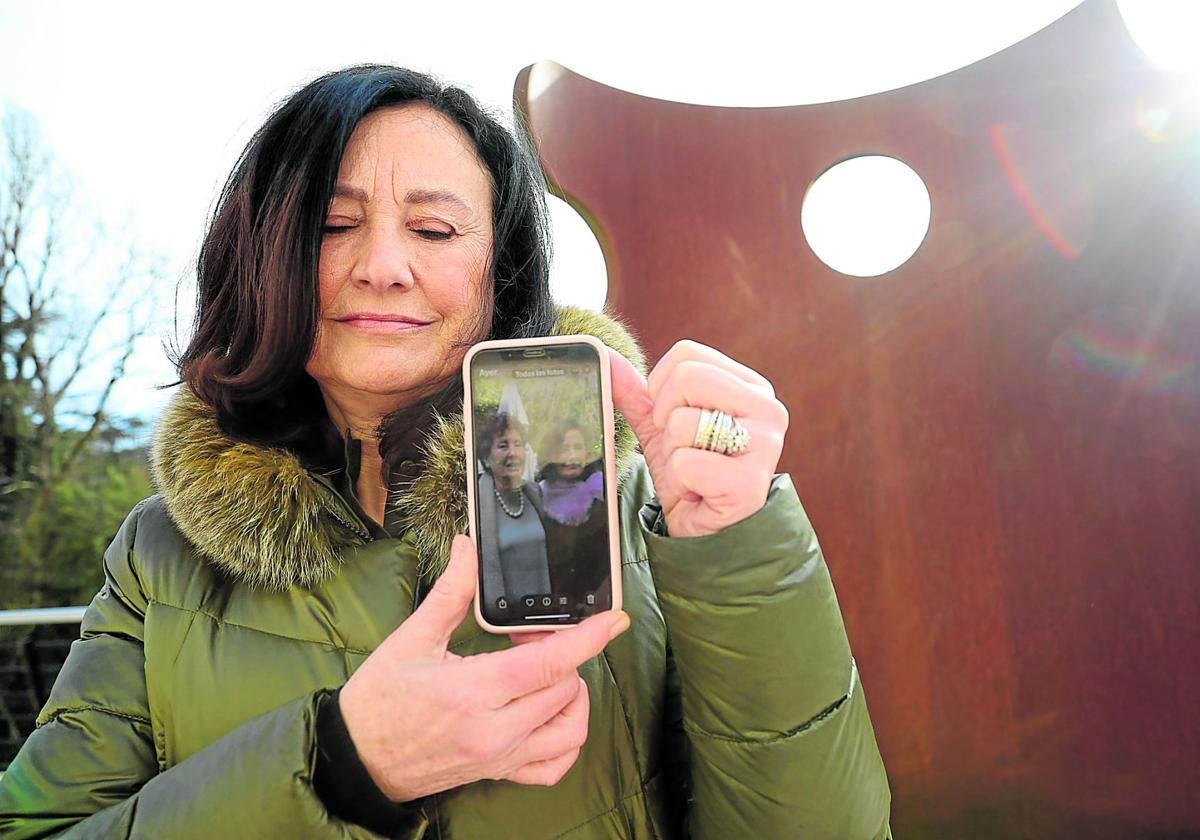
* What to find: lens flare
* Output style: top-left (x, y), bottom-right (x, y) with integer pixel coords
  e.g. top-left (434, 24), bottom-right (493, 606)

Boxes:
top-left (989, 124), bottom-right (1092, 261)
top-left (1050, 307), bottom-right (1197, 396)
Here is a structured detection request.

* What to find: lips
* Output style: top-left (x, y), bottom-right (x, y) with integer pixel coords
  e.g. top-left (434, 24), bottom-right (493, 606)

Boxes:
top-left (335, 313), bottom-right (432, 332)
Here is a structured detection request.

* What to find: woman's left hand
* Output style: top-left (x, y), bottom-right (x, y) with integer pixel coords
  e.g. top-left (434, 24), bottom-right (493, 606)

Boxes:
top-left (609, 340), bottom-right (788, 538)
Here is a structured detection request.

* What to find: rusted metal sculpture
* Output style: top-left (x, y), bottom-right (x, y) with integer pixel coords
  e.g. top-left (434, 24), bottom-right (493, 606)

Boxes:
top-left (517, 1), bottom-right (1200, 835)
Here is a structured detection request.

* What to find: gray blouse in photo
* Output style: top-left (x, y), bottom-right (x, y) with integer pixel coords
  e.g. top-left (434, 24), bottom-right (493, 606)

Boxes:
top-left (477, 469), bottom-right (551, 605)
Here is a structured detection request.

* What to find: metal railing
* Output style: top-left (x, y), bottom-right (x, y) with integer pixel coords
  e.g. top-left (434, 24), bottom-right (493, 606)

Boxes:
top-left (0, 607), bottom-right (87, 626)
top-left (0, 608), bottom-right (86, 771)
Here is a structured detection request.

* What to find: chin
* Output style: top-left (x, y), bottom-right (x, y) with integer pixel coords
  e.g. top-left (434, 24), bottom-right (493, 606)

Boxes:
top-left (347, 376), bottom-right (425, 395)
top-left (346, 360), bottom-right (447, 395)
top-left (309, 343), bottom-right (460, 402)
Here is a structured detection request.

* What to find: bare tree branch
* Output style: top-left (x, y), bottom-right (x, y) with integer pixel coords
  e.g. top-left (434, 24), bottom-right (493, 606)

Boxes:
top-left (54, 305), bottom-right (152, 484)
top-left (2, 106), bottom-right (166, 542)
top-left (50, 246), bottom-right (138, 403)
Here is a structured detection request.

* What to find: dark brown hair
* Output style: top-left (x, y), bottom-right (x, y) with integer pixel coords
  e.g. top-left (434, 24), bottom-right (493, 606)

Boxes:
top-left (476, 412), bottom-right (527, 469)
top-left (175, 65), bottom-right (556, 470)
top-left (534, 417), bottom-right (600, 483)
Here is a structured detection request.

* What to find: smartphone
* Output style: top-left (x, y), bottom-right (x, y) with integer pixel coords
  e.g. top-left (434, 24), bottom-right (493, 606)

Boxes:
top-left (463, 334), bottom-right (622, 633)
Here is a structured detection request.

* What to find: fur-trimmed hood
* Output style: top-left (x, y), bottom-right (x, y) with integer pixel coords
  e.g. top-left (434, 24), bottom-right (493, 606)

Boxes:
top-left (150, 306), bottom-right (646, 591)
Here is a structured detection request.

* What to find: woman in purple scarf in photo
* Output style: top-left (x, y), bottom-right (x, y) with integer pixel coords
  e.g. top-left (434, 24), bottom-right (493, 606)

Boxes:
top-left (536, 418), bottom-right (610, 609)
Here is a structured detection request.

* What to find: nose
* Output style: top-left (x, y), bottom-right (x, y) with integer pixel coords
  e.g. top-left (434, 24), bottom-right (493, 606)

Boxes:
top-left (352, 223), bottom-right (416, 291)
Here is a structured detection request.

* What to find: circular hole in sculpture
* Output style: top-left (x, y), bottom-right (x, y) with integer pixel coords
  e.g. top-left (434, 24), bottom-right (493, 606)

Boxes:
top-left (801, 155), bottom-right (931, 278)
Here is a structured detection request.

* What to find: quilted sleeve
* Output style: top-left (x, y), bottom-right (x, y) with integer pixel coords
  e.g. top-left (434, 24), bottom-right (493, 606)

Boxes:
top-left (644, 474), bottom-right (892, 839)
top-left (0, 502), bottom-right (402, 839)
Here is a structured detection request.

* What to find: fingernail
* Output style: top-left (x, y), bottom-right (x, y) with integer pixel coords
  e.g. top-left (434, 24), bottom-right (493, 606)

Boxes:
top-left (607, 611), bottom-right (631, 641)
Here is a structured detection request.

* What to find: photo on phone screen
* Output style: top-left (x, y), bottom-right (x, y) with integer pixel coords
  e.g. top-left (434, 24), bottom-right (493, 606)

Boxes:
top-left (467, 340), bottom-right (616, 629)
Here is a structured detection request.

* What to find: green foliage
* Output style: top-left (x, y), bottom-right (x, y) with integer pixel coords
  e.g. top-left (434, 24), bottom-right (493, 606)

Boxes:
top-left (472, 366), bottom-right (605, 463)
top-left (0, 107), bottom-right (158, 615)
top-left (0, 447), bottom-right (152, 611)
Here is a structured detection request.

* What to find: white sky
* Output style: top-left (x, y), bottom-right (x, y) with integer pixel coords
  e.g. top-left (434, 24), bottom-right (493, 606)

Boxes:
top-left (1, 0), bottom-right (1112, 427)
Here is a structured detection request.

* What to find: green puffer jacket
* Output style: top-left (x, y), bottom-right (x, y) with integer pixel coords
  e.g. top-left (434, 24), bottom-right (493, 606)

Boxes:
top-left (0, 307), bottom-right (891, 839)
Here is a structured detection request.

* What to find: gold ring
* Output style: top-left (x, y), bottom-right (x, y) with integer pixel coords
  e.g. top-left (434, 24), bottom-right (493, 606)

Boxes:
top-left (693, 409), bottom-right (750, 456)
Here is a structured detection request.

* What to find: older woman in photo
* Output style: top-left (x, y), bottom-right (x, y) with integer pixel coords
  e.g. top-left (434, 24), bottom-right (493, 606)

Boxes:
top-left (476, 411), bottom-right (550, 608)
top-left (0, 64), bottom-right (892, 838)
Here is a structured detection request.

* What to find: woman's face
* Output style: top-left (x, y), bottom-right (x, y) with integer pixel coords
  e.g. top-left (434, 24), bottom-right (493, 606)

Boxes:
top-left (556, 428), bottom-right (588, 480)
top-left (489, 427), bottom-right (526, 489)
top-left (306, 104), bottom-right (495, 405)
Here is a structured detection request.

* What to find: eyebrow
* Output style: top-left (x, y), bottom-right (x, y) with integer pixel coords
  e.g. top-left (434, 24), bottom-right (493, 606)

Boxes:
top-left (331, 184), bottom-right (472, 213)
top-left (333, 184), bottom-right (370, 203)
top-left (405, 188), bottom-right (472, 213)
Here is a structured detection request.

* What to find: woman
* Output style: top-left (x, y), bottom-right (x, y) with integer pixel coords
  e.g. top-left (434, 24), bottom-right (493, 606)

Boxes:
top-left (535, 418), bottom-right (609, 607)
top-left (476, 412), bottom-right (550, 609)
top-left (0, 65), bottom-right (892, 838)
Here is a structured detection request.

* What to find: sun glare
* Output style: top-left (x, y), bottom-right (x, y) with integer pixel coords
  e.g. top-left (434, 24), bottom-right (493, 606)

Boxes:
top-left (1117, 0), bottom-right (1200, 76)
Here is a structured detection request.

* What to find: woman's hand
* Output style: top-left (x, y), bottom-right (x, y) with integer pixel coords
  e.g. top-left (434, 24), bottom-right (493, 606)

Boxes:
top-left (339, 535), bottom-right (630, 802)
top-left (609, 340), bottom-right (788, 538)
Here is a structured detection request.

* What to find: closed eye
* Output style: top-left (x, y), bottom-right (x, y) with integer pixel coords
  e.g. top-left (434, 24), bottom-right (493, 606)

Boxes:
top-left (323, 216), bottom-right (358, 235)
top-left (415, 228), bottom-right (455, 241)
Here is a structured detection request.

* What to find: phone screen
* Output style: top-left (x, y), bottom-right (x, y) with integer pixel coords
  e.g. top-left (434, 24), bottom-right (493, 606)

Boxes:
top-left (469, 342), bottom-right (613, 627)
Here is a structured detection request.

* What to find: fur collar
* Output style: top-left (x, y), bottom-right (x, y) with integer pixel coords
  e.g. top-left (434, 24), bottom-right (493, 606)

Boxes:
top-left (150, 306), bottom-right (647, 591)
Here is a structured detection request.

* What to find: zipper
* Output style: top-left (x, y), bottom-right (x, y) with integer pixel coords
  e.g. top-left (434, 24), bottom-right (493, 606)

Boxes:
top-left (309, 472), bottom-right (372, 540)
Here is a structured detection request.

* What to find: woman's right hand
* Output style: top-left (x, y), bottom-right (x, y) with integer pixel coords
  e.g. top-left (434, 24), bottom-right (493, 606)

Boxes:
top-left (338, 535), bottom-right (630, 803)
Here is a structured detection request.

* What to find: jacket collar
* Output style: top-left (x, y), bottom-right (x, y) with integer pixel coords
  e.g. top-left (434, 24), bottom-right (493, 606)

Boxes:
top-left (149, 305), bottom-right (647, 591)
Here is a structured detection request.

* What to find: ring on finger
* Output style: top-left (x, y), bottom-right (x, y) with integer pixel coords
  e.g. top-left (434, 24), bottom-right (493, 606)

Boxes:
top-left (693, 408), bottom-right (751, 456)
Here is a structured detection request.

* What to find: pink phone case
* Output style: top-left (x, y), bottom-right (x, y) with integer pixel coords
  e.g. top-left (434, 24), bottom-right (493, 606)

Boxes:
top-left (462, 334), bottom-right (623, 633)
